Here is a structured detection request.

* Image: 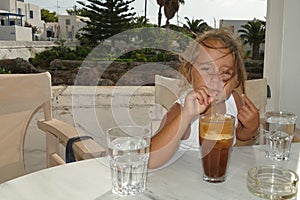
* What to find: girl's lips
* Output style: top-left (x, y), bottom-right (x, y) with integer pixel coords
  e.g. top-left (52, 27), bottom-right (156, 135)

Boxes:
top-left (208, 88), bottom-right (222, 98)
top-left (209, 89), bottom-right (220, 97)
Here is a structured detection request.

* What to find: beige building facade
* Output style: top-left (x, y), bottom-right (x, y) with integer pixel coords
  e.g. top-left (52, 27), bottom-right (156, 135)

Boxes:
top-left (45, 15), bottom-right (88, 41)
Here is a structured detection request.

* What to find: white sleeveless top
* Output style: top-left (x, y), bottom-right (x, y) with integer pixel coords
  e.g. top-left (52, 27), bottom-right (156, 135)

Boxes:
top-left (176, 90), bottom-right (238, 151)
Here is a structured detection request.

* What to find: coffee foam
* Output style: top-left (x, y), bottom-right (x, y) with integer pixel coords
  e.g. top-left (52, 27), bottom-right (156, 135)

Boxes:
top-left (203, 133), bottom-right (233, 140)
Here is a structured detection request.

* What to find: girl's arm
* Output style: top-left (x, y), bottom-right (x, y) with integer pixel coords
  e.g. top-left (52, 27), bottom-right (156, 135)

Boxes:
top-left (149, 89), bottom-right (213, 169)
top-left (149, 103), bottom-right (192, 169)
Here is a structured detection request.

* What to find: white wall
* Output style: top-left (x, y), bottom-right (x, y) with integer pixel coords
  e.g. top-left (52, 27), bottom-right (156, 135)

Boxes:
top-left (0, 0), bottom-right (43, 27)
top-left (280, 0), bottom-right (300, 124)
top-left (0, 40), bottom-right (56, 60)
top-left (0, 25), bottom-right (31, 41)
top-left (25, 3), bottom-right (43, 28)
top-left (264, 0), bottom-right (300, 127)
top-left (57, 15), bottom-right (88, 41)
top-left (58, 15), bottom-right (74, 40)
top-left (219, 19), bottom-right (263, 57)
top-left (15, 25), bottom-right (31, 41)
top-left (0, 0), bottom-right (12, 11)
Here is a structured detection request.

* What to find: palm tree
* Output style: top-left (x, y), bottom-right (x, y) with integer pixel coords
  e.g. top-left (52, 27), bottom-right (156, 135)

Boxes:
top-left (183, 17), bottom-right (211, 37)
top-left (132, 16), bottom-right (151, 28)
top-left (238, 19), bottom-right (266, 60)
top-left (156, 0), bottom-right (165, 27)
top-left (164, 0), bottom-right (179, 26)
top-left (156, 0), bottom-right (185, 27)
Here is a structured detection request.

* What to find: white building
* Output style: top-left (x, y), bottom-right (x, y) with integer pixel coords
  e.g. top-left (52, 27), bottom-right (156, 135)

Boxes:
top-left (58, 15), bottom-right (88, 41)
top-left (0, 0), bottom-right (44, 41)
top-left (219, 19), bottom-right (265, 58)
top-left (219, 19), bottom-right (252, 54)
top-left (219, 20), bottom-right (250, 38)
top-left (45, 15), bottom-right (89, 42)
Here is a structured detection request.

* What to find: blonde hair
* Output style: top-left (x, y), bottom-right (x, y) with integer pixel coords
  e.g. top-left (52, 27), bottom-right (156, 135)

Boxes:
top-left (178, 28), bottom-right (247, 93)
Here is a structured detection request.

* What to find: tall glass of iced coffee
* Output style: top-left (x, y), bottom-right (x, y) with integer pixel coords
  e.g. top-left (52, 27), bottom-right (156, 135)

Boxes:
top-left (199, 114), bottom-right (235, 183)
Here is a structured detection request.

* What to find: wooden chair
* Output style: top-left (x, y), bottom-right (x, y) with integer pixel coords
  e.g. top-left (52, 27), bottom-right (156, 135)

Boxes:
top-left (154, 74), bottom-right (186, 110)
top-left (150, 75), bottom-right (186, 134)
top-left (0, 72), bottom-right (105, 183)
top-left (293, 128), bottom-right (300, 142)
top-left (235, 78), bottom-right (268, 146)
top-left (245, 78), bottom-right (268, 117)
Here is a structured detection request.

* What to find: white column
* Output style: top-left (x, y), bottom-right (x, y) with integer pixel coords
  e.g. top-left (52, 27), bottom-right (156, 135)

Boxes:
top-left (264, 0), bottom-right (300, 127)
top-left (280, 0), bottom-right (300, 124)
top-left (44, 23), bottom-right (47, 41)
top-left (263, 0), bottom-right (284, 112)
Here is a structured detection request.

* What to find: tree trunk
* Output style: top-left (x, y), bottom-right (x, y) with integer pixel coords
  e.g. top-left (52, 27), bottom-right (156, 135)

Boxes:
top-left (158, 6), bottom-right (162, 27)
top-left (252, 43), bottom-right (260, 60)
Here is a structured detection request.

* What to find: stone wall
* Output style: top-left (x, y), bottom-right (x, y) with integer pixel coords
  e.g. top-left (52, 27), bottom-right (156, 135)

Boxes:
top-left (0, 58), bottom-right (182, 86)
top-left (0, 41), bottom-right (57, 60)
top-left (0, 57), bottom-right (262, 86)
top-left (49, 59), bottom-right (181, 86)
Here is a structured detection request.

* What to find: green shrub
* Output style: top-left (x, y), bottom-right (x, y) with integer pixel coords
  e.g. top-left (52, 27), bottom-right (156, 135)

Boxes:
top-left (30, 43), bottom-right (178, 69)
top-left (30, 44), bottom-right (92, 69)
top-left (245, 61), bottom-right (264, 73)
top-left (135, 53), bottom-right (147, 62)
top-left (0, 67), bottom-right (11, 74)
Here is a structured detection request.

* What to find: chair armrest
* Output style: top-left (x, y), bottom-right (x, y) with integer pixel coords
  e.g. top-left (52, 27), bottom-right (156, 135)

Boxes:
top-left (37, 119), bottom-right (106, 160)
top-left (293, 128), bottom-right (300, 143)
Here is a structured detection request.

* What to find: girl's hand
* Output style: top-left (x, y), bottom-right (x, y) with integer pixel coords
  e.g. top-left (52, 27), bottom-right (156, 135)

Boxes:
top-left (238, 94), bottom-right (260, 132)
top-left (183, 87), bottom-right (214, 119)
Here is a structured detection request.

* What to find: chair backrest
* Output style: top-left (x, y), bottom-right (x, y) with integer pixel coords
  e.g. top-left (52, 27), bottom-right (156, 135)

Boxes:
top-left (154, 75), bottom-right (185, 110)
top-left (152, 75), bottom-right (186, 134)
top-left (244, 78), bottom-right (268, 117)
top-left (0, 72), bottom-right (52, 183)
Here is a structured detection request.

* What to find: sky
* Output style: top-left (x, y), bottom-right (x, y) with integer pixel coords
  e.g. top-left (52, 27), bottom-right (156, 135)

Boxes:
top-left (26, 0), bottom-right (267, 27)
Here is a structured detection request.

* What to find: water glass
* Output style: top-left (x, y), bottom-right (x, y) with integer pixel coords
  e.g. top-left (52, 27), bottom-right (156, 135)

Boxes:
top-left (263, 111), bottom-right (297, 161)
top-left (106, 125), bottom-right (151, 196)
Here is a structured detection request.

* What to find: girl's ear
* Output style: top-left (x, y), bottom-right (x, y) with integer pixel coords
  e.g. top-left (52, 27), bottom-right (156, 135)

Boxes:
top-left (232, 73), bottom-right (239, 88)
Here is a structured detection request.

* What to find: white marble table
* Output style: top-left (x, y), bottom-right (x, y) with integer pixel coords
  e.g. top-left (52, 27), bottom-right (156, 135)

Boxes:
top-left (1, 144), bottom-right (300, 200)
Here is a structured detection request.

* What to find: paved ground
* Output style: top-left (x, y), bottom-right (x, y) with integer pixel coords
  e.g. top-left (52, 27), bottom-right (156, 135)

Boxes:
top-left (24, 86), bottom-right (156, 173)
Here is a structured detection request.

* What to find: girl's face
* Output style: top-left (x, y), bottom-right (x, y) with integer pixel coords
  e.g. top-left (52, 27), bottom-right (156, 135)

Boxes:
top-left (191, 40), bottom-right (238, 102)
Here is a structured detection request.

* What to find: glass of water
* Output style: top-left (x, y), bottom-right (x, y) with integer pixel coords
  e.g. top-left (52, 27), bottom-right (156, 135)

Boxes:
top-left (106, 125), bottom-right (151, 196)
top-left (263, 111), bottom-right (297, 161)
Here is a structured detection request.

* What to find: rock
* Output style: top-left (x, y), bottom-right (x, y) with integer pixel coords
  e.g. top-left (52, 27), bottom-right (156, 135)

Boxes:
top-left (0, 57), bottom-right (39, 73)
top-left (74, 67), bottom-right (100, 85)
top-left (49, 59), bottom-right (65, 70)
top-left (50, 59), bottom-right (82, 70)
top-left (99, 79), bottom-right (114, 86)
top-left (0, 58), bottom-right (181, 86)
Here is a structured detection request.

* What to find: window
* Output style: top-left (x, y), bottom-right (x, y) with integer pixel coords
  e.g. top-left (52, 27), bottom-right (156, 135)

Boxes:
top-left (68, 31), bottom-right (73, 39)
top-left (18, 8), bottom-right (22, 15)
top-left (47, 30), bottom-right (54, 38)
top-left (30, 11), bottom-right (33, 19)
top-left (66, 19), bottom-right (70, 25)
top-left (10, 21), bottom-right (15, 26)
top-left (229, 26), bottom-right (234, 33)
top-left (1, 19), bottom-right (4, 26)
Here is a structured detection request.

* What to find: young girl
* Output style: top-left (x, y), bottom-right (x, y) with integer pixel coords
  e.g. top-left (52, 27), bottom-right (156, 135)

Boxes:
top-left (149, 28), bottom-right (260, 169)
